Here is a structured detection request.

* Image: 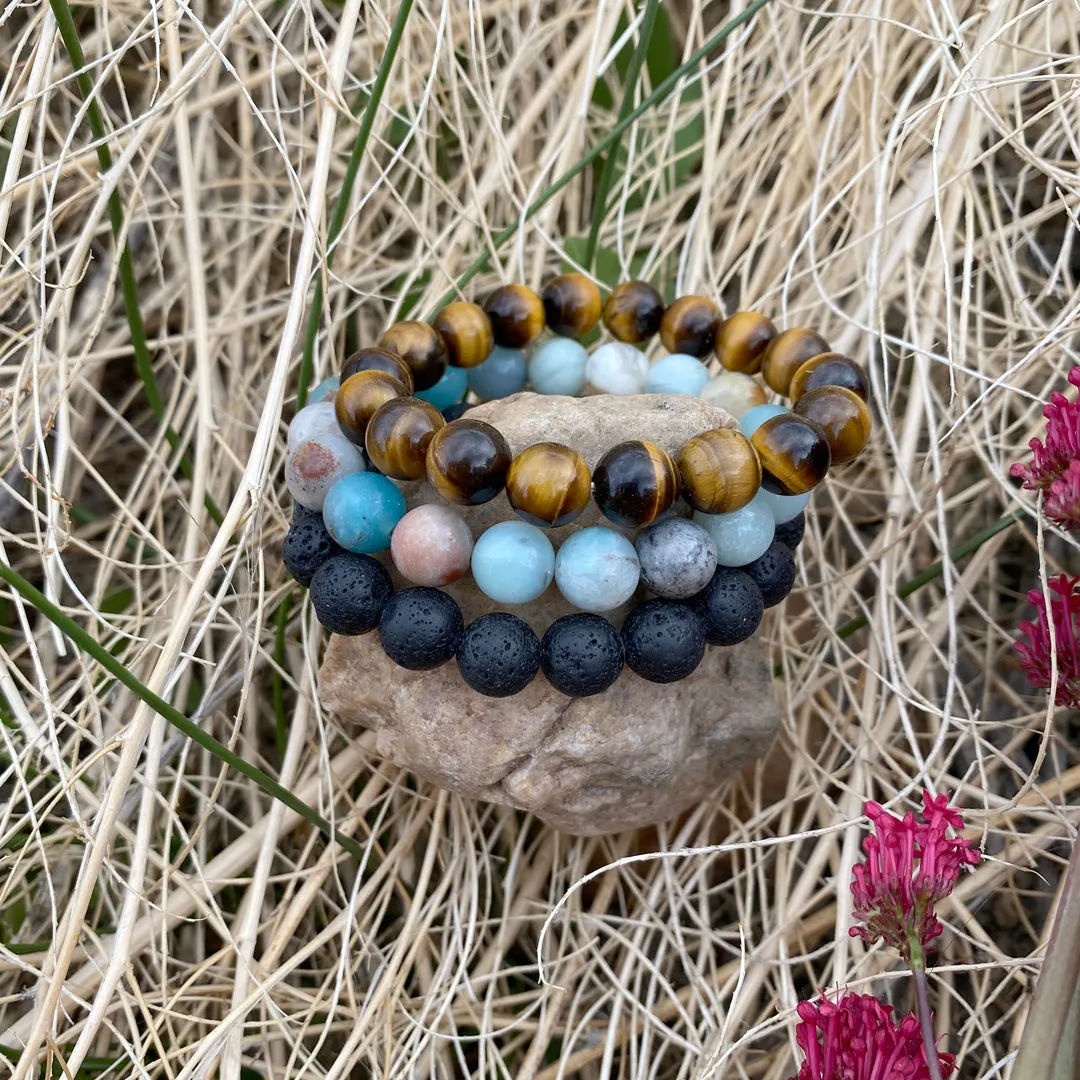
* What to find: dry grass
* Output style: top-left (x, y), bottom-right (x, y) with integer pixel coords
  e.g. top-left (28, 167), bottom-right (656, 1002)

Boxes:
top-left (0, 0), bottom-right (1078, 1076)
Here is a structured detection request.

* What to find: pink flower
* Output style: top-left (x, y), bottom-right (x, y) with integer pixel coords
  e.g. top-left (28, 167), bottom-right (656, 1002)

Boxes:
top-left (790, 993), bottom-right (955, 1080)
top-left (849, 790), bottom-right (980, 962)
top-left (1016, 574), bottom-right (1080, 709)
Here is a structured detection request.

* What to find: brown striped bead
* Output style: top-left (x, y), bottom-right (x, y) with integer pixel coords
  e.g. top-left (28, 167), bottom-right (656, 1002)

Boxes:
top-left (593, 440), bottom-right (679, 527)
top-left (378, 322), bottom-right (448, 391)
top-left (364, 397), bottom-right (445, 480)
top-left (660, 295), bottom-right (721, 357)
top-left (484, 284), bottom-right (545, 348)
top-left (676, 429), bottom-right (762, 514)
top-left (602, 281), bottom-right (664, 343)
top-left (715, 311), bottom-right (777, 374)
top-left (792, 386), bottom-right (871, 464)
top-left (506, 443), bottom-right (591, 528)
top-left (789, 352), bottom-right (870, 402)
top-left (750, 414), bottom-right (831, 496)
top-left (341, 346), bottom-right (414, 391)
top-left (335, 370), bottom-right (409, 444)
top-left (432, 302), bottom-right (494, 369)
top-left (760, 328), bottom-right (830, 396)
top-left (542, 273), bottom-right (602, 338)
top-left (426, 419), bottom-right (512, 505)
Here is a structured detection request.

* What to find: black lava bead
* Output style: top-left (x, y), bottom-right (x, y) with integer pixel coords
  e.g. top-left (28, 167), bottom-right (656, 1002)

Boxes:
top-left (540, 614), bottom-right (624, 697)
top-left (378, 587), bottom-right (464, 670)
top-left (282, 513), bottom-right (343, 587)
top-left (309, 553), bottom-right (392, 635)
top-left (773, 512), bottom-right (805, 550)
top-left (441, 402), bottom-right (474, 422)
top-left (456, 612), bottom-right (541, 697)
top-left (691, 568), bottom-right (764, 646)
top-left (622, 600), bottom-right (706, 684)
top-left (741, 540), bottom-right (797, 608)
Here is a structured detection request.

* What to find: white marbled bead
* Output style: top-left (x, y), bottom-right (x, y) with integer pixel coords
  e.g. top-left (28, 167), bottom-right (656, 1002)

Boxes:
top-left (699, 371), bottom-right (767, 419)
top-left (285, 433), bottom-right (365, 511)
top-left (635, 518), bottom-right (717, 599)
top-left (287, 399), bottom-right (341, 451)
top-left (585, 342), bottom-right (649, 395)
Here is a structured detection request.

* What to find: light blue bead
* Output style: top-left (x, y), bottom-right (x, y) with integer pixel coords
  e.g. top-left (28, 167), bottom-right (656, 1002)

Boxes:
top-left (555, 527), bottom-right (640, 613)
top-left (528, 337), bottom-right (588, 396)
top-left (644, 353), bottom-right (710, 395)
top-left (309, 376), bottom-right (340, 404)
top-left (739, 403), bottom-right (789, 437)
top-left (471, 521), bottom-right (555, 604)
top-left (694, 492), bottom-right (776, 567)
top-left (323, 472), bottom-right (406, 554)
top-left (468, 345), bottom-right (528, 402)
top-left (758, 487), bottom-right (811, 524)
top-left (415, 364), bottom-right (468, 410)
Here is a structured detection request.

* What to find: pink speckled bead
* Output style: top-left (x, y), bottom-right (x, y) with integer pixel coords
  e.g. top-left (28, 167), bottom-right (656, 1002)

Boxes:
top-left (390, 504), bottom-right (475, 587)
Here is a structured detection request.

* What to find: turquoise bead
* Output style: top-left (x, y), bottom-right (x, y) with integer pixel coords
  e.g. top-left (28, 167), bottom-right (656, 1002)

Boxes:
top-left (693, 491), bottom-right (775, 567)
top-left (322, 472), bottom-right (407, 554)
top-left (309, 375), bottom-right (340, 404)
top-left (468, 345), bottom-right (527, 401)
top-left (644, 353), bottom-right (710, 395)
top-left (471, 521), bottom-right (555, 604)
top-left (555, 527), bottom-right (640, 613)
top-left (528, 336), bottom-right (588, 396)
top-left (739, 403), bottom-right (789, 437)
top-left (758, 487), bottom-right (811, 524)
top-left (415, 364), bottom-right (468, 409)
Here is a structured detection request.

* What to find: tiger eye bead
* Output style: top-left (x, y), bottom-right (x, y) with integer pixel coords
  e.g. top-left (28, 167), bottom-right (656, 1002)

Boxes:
top-left (426, 419), bottom-right (512, 505)
top-left (715, 311), bottom-right (777, 374)
top-left (341, 345), bottom-right (414, 391)
top-left (792, 386), bottom-right (871, 464)
top-left (750, 413), bottom-right (831, 496)
top-left (484, 285), bottom-right (545, 348)
top-left (542, 272), bottom-right (602, 338)
top-left (789, 352), bottom-right (870, 402)
top-left (660, 296), bottom-right (721, 358)
top-left (760, 328), bottom-right (830, 396)
top-left (364, 397), bottom-right (445, 480)
top-left (335, 370), bottom-right (410, 444)
top-left (676, 429), bottom-right (762, 514)
top-left (602, 281), bottom-right (664, 343)
top-left (432, 302), bottom-right (494, 369)
top-left (378, 321), bottom-right (448, 392)
top-left (593, 441), bottom-right (680, 527)
top-left (506, 443), bottom-right (591, 528)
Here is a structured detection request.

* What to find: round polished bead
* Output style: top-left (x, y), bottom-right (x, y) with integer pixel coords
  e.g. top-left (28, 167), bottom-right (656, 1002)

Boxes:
top-left (660, 295), bottom-right (721, 357)
top-left (644, 353), bottom-right (710, 395)
top-left (471, 520), bottom-right (555, 604)
top-left (441, 401), bottom-right (474, 422)
top-left (774, 511), bottom-right (806, 549)
top-left (789, 353), bottom-right (870, 402)
top-left (540, 614), bottom-right (624, 697)
top-left (699, 371), bottom-right (768, 419)
top-left (693, 491), bottom-right (775, 567)
top-left (282, 512), bottom-right (343, 587)
top-left (750, 413), bottom-right (831, 495)
top-left (322, 471), bottom-right (406, 553)
top-left (635, 517), bottom-right (717, 600)
top-left (690, 567), bottom-right (764, 646)
top-left (760, 328), bottom-right (830, 396)
top-left (585, 341), bottom-right (649, 395)
top-left (623, 600), bottom-right (706, 683)
top-left (542, 272), bottom-right (602, 338)
top-left (758, 487), bottom-right (811, 524)
top-left (793, 385), bottom-right (871, 464)
top-left (528, 336), bottom-right (589, 396)
top-left (288, 399), bottom-right (340, 452)
top-left (676, 428), bottom-right (762, 514)
top-left (365, 397), bottom-right (445, 480)
top-left (484, 284), bottom-right (545, 348)
top-left (378, 587), bottom-right (464, 671)
top-left (602, 280), bottom-right (664, 343)
top-left (285, 434), bottom-right (365, 511)
top-left (390, 505), bottom-right (474, 587)
top-left (468, 345), bottom-right (528, 401)
top-left (554, 527), bottom-right (640, 613)
top-left (715, 311), bottom-right (777, 373)
top-left (506, 442), bottom-right (591, 527)
top-left (739, 402), bottom-right (790, 437)
top-left (309, 375), bottom-right (340, 404)
top-left (432, 301), bottom-right (494, 368)
top-left (593, 440), bottom-right (679, 527)
top-left (378, 322), bottom-right (448, 391)
top-left (309, 553), bottom-right (392, 635)
top-left (741, 539), bottom-right (796, 608)
top-left (456, 612), bottom-right (541, 697)
top-left (341, 345), bottom-right (414, 391)
top-left (426, 419), bottom-right (512, 505)
top-left (414, 364), bottom-right (468, 410)
top-left (335, 370), bottom-right (410, 444)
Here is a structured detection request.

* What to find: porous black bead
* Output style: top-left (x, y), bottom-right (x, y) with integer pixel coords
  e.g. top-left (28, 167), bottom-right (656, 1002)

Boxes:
top-left (622, 600), bottom-right (706, 684)
top-left (291, 503), bottom-right (321, 526)
top-left (456, 612), bottom-right (541, 697)
top-left (441, 402), bottom-right (474, 422)
top-left (378, 587), bottom-right (464, 670)
top-left (540, 614), bottom-right (624, 697)
top-left (690, 568), bottom-right (764, 646)
top-left (773, 512), bottom-right (805, 550)
top-left (742, 540), bottom-right (797, 608)
top-left (282, 514), bottom-right (343, 587)
top-left (309, 553), bottom-right (392, 634)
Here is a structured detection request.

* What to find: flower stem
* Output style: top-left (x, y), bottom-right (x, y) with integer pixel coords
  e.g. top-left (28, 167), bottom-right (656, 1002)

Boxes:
top-left (910, 949), bottom-right (945, 1080)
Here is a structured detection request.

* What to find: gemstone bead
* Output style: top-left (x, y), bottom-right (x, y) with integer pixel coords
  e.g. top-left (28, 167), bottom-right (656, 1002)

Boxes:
top-left (365, 397), bottom-right (445, 480)
top-left (282, 513), bottom-right (343, 587)
top-left (378, 322), bottom-right (448, 391)
top-left (676, 428), bottom-right (762, 514)
top-left (635, 517), bottom-right (717, 600)
top-left (378, 587), bottom-right (464, 670)
top-left (433, 301), bottom-right (494, 368)
top-left (623, 600), bottom-right (706, 683)
top-left (467, 345), bottom-right (528, 401)
top-left (542, 273), bottom-right (602, 338)
top-left (690, 567), bottom-right (764, 645)
top-left (540, 614), bottom-right (624, 697)
top-left (739, 403), bottom-right (790, 437)
top-left (789, 353), bottom-right (869, 402)
top-left (585, 342), bottom-right (649, 395)
top-left (554, 527), bottom-right (640, 613)
top-left (287, 399), bottom-right (341, 452)
top-left (760, 328), bottom-right (830, 395)
top-left (484, 284), bottom-right (545, 348)
top-left (602, 280), bottom-right (664, 343)
top-left (390, 505), bottom-right (474, 587)
top-left (426, 419), bottom-right (512, 505)
top-left (309, 553), bottom-right (392, 635)
top-left (715, 311), bottom-right (777, 374)
top-left (322, 471), bottom-right (407, 554)
top-left (741, 539), bottom-right (796, 607)
top-left (285, 434), bottom-right (365, 511)
top-left (644, 353), bottom-right (710, 395)
top-left (593, 440), bottom-right (679, 527)
top-left (528, 337), bottom-right (588, 396)
top-left (341, 345), bottom-right (414, 391)
top-left (693, 491), bottom-right (776, 567)
top-left (308, 376), bottom-right (340, 404)
top-left (471, 520), bottom-right (555, 604)
top-left (335, 370), bottom-right (410, 443)
top-left (792, 385), bottom-right (871, 464)
top-left (774, 511), bottom-right (806, 549)
top-left (699, 371), bottom-right (768, 418)
top-left (659, 295), bottom-right (720, 357)
top-left (414, 364), bottom-right (469, 410)
top-left (506, 442), bottom-right (591, 528)
top-left (758, 487), bottom-right (811, 524)
top-left (456, 612), bottom-right (541, 697)
top-left (750, 414), bottom-right (831, 495)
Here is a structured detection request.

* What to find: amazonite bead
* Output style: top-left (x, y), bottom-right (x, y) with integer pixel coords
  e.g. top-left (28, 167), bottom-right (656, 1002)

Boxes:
top-left (585, 342), bottom-right (649, 395)
top-left (644, 353), bottom-right (710, 395)
top-left (415, 364), bottom-right (468, 410)
top-left (309, 376), bottom-right (340, 404)
top-left (468, 345), bottom-right (528, 401)
top-left (528, 337), bottom-right (588, 396)
top-left (739, 403), bottom-right (789, 437)
top-left (322, 472), bottom-right (406, 554)
top-left (694, 491), bottom-right (776, 567)
top-left (758, 487), bottom-right (811, 524)
top-left (555, 527), bottom-right (640, 613)
top-left (471, 521), bottom-right (555, 605)
top-left (285, 433), bottom-right (365, 511)
top-left (287, 400), bottom-right (341, 452)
